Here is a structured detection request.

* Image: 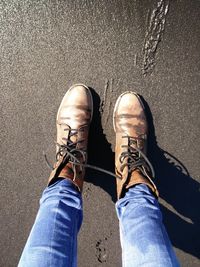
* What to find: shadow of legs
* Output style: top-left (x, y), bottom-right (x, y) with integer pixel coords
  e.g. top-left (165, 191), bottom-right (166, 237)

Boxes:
top-left (85, 88), bottom-right (117, 202)
top-left (141, 95), bottom-right (200, 259)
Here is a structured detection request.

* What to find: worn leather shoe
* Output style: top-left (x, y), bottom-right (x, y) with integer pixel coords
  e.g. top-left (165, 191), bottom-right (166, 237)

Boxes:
top-left (113, 91), bottom-right (159, 199)
top-left (48, 84), bottom-right (93, 192)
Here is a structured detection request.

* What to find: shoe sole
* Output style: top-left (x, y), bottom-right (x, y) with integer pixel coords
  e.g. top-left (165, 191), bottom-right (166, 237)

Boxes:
top-left (57, 83), bottom-right (94, 123)
top-left (113, 91), bottom-right (145, 132)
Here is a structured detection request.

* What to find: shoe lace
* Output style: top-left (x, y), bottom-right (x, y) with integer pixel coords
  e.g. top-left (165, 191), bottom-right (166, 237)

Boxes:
top-left (119, 135), bottom-right (155, 178)
top-left (44, 128), bottom-right (155, 181)
top-left (56, 129), bottom-right (87, 179)
top-left (44, 128), bottom-right (121, 180)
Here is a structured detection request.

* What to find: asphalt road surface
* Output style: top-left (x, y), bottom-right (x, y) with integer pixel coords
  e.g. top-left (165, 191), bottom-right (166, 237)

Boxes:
top-left (0, 0), bottom-right (200, 266)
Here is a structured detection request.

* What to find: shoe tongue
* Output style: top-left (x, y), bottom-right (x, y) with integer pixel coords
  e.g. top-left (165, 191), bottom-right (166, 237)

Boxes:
top-left (130, 136), bottom-right (145, 150)
top-left (59, 162), bottom-right (74, 179)
top-left (119, 134), bottom-right (145, 179)
top-left (56, 124), bottom-right (77, 153)
top-left (130, 169), bottom-right (145, 180)
top-left (70, 129), bottom-right (78, 142)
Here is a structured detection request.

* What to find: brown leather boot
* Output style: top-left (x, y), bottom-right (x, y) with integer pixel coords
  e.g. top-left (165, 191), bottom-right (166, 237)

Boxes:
top-left (113, 91), bottom-right (159, 199)
top-left (48, 84), bottom-right (93, 192)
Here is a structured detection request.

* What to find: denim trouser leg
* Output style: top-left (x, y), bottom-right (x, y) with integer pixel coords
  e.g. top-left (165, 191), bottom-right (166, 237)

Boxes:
top-left (116, 184), bottom-right (180, 267)
top-left (18, 179), bottom-right (83, 267)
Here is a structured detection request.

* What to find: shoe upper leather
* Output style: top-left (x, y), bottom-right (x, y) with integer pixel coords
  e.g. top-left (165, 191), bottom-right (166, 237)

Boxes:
top-left (48, 84), bottom-right (93, 191)
top-left (113, 92), bottom-right (158, 199)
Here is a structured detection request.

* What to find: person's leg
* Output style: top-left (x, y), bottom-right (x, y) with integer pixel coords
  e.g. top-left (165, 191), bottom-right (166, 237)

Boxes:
top-left (116, 184), bottom-right (180, 267)
top-left (18, 84), bottom-right (93, 267)
top-left (18, 179), bottom-right (82, 267)
top-left (113, 91), bottom-right (180, 266)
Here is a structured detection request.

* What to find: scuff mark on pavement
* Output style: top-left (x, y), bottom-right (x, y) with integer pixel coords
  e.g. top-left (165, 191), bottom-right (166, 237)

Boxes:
top-left (142, 0), bottom-right (170, 75)
top-left (104, 78), bottom-right (113, 126)
top-left (95, 232), bottom-right (112, 263)
top-left (100, 79), bottom-right (109, 115)
top-left (100, 79), bottom-right (114, 127)
top-left (83, 184), bottom-right (92, 199)
top-left (134, 54), bottom-right (138, 67)
top-left (95, 239), bottom-right (107, 263)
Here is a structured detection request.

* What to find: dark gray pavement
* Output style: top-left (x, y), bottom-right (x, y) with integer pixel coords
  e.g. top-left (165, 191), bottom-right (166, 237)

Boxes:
top-left (0, 0), bottom-right (200, 266)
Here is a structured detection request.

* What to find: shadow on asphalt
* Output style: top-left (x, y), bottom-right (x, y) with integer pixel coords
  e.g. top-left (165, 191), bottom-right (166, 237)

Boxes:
top-left (141, 96), bottom-right (200, 259)
top-left (86, 88), bottom-right (117, 202)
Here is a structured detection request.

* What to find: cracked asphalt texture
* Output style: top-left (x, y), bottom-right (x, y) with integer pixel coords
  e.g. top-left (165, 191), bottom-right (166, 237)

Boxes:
top-left (0, 0), bottom-right (200, 266)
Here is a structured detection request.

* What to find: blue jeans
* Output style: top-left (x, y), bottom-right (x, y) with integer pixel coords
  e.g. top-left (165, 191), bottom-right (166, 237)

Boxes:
top-left (18, 179), bottom-right (179, 267)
